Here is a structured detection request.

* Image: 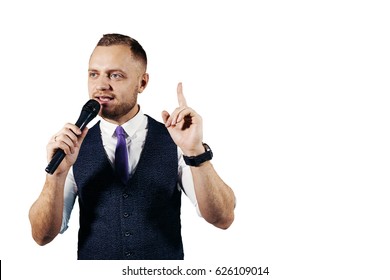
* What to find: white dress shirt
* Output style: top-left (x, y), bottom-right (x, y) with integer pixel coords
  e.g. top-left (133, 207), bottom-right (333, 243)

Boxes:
top-left (60, 109), bottom-right (199, 233)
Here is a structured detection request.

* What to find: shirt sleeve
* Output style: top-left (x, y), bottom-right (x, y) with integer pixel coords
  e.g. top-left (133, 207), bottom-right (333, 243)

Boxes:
top-left (177, 148), bottom-right (202, 217)
top-left (59, 167), bottom-right (78, 234)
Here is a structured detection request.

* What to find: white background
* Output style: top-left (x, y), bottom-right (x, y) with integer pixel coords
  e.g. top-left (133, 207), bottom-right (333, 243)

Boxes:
top-left (1, 0), bottom-right (390, 279)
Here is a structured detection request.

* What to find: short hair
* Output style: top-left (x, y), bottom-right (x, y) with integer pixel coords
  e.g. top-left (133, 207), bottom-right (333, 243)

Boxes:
top-left (97, 33), bottom-right (147, 67)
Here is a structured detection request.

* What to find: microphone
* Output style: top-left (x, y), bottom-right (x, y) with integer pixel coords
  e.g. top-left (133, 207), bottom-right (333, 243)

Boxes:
top-left (45, 99), bottom-right (101, 174)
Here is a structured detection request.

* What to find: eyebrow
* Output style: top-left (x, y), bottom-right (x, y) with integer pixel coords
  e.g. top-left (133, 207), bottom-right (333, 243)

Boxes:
top-left (88, 68), bottom-right (125, 72)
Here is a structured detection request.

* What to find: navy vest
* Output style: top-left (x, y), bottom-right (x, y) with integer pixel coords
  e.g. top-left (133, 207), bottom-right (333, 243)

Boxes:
top-left (73, 115), bottom-right (183, 260)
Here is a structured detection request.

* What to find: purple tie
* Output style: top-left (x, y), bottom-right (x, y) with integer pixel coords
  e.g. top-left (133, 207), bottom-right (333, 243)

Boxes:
top-left (115, 126), bottom-right (129, 184)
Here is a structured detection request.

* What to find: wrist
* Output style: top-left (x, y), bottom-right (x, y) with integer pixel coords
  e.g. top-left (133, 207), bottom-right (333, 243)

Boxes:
top-left (182, 144), bottom-right (205, 157)
top-left (183, 143), bottom-right (213, 167)
top-left (46, 166), bottom-right (70, 180)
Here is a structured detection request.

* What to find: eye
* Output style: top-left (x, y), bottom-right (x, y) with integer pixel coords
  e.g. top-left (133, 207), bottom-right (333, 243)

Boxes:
top-left (89, 72), bottom-right (98, 78)
top-left (110, 73), bottom-right (123, 79)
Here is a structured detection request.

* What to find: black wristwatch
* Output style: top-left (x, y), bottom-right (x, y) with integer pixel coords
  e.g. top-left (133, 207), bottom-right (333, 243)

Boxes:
top-left (183, 143), bottom-right (213, 167)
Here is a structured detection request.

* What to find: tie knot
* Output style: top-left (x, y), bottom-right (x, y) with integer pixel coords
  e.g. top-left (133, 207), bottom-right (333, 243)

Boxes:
top-left (115, 126), bottom-right (126, 138)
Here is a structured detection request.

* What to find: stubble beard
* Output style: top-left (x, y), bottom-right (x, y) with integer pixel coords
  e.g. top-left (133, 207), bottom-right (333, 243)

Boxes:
top-left (100, 100), bottom-right (137, 122)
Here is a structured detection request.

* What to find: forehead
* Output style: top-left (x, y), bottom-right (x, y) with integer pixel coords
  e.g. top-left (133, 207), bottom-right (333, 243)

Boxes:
top-left (89, 45), bottom-right (137, 71)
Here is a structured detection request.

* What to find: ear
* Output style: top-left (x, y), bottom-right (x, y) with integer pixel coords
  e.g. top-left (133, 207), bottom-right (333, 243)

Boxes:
top-left (138, 73), bottom-right (149, 93)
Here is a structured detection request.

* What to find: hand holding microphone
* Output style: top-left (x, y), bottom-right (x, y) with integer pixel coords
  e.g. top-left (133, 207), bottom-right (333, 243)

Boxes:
top-left (45, 99), bottom-right (101, 174)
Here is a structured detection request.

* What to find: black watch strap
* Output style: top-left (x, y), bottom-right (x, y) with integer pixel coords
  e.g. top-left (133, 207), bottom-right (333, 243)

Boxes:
top-left (183, 143), bottom-right (213, 167)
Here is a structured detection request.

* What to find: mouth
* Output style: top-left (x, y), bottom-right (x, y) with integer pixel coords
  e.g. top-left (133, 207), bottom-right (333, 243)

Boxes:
top-left (95, 95), bottom-right (114, 104)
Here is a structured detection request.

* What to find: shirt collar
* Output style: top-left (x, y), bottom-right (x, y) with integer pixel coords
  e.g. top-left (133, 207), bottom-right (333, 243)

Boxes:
top-left (99, 107), bottom-right (147, 139)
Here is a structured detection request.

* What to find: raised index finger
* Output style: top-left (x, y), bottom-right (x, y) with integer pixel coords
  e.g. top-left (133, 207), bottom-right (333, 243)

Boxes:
top-left (177, 82), bottom-right (188, 107)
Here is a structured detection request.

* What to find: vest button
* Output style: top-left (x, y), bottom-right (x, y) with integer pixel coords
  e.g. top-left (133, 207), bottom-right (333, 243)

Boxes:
top-left (123, 212), bottom-right (129, 218)
top-left (123, 193), bottom-right (129, 198)
top-left (125, 251), bottom-right (134, 257)
top-left (124, 231), bottom-right (132, 237)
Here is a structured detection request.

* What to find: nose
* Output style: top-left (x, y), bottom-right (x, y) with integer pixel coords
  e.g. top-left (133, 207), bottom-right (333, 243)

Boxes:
top-left (96, 75), bottom-right (111, 91)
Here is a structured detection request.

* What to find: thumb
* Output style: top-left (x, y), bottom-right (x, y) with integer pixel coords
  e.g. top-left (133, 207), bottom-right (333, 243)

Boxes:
top-left (161, 111), bottom-right (170, 126)
top-left (77, 127), bottom-right (89, 147)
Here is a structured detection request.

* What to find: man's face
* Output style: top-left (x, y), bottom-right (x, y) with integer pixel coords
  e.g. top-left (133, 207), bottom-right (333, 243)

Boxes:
top-left (88, 45), bottom-right (148, 124)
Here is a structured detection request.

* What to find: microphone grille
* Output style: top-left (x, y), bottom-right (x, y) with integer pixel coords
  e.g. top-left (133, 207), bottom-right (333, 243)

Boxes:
top-left (83, 99), bottom-right (101, 115)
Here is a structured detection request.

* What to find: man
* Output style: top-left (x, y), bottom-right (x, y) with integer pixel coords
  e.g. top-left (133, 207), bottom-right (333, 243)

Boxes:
top-left (29, 33), bottom-right (235, 260)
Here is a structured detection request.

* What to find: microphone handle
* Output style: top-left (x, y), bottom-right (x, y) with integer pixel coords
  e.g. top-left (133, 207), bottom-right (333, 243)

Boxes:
top-left (45, 150), bottom-right (66, 174)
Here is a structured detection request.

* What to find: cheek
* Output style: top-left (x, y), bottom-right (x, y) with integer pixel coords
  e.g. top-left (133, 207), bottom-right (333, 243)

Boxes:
top-left (87, 81), bottom-right (94, 95)
top-left (121, 83), bottom-right (137, 96)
